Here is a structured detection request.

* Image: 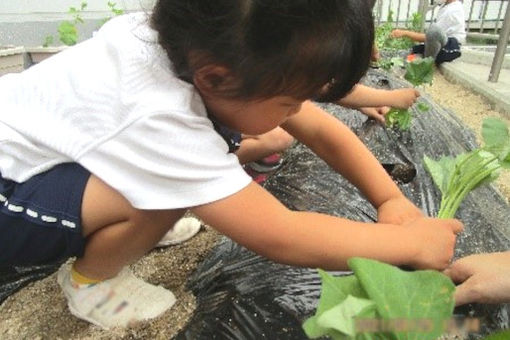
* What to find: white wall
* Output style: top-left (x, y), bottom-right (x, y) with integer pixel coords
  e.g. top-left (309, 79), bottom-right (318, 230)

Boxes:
top-left (0, 0), bottom-right (156, 22)
top-left (0, 0), bottom-right (156, 46)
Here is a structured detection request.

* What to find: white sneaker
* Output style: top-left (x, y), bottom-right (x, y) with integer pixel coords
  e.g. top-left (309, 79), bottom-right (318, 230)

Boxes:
top-left (155, 217), bottom-right (202, 247)
top-left (57, 263), bottom-right (176, 329)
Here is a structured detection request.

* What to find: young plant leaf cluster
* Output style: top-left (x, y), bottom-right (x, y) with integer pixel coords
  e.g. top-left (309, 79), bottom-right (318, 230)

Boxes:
top-left (43, 1), bottom-right (124, 47)
top-left (385, 101), bottom-right (430, 131)
top-left (384, 58), bottom-right (434, 130)
top-left (377, 57), bottom-right (404, 71)
top-left (404, 57), bottom-right (434, 87)
top-left (375, 11), bottom-right (419, 52)
top-left (303, 258), bottom-right (455, 340)
top-left (424, 118), bottom-right (510, 219)
top-left (58, 1), bottom-right (88, 46)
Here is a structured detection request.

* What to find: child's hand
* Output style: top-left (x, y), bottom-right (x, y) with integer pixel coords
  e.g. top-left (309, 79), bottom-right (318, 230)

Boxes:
top-left (371, 44), bottom-right (380, 62)
top-left (388, 88), bottom-right (420, 109)
top-left (406, 217), bottom-right (464, 270)
top-left (377, 195), bottom-right (424, 225)
top-left (358, 106), bottom-right (390, 123)
top-left (391, 29), bottom-right (406, 38)
top-left (443, 252), bottom-right (510, 306)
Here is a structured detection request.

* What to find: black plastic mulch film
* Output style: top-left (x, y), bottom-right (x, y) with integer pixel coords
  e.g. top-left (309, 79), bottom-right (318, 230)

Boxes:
top-left (175, 69), bottom-right (510, 339)
top-left (1, 69), bottom-right (509, 339)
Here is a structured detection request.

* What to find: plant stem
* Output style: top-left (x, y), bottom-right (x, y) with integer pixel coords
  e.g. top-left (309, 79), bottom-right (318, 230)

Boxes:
top-left (439, 161), bottom-right (500, 218)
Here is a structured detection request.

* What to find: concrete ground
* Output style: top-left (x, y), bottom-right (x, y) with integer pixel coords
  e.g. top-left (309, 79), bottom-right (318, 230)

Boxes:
top-left (440, 46), bottom-right (510, 116)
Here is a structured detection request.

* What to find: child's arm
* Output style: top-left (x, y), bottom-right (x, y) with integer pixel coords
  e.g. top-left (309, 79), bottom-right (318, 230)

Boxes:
top-left (191, 101), bottom-right (462, 271)
top-left (191, 180), bottom-right (461, 271)
top-left (338, 84), bottom-right (419, 110)
top-left (282, 101), bottom-right (413, 216)
top-left (391, 29), bottom-right (426, 42)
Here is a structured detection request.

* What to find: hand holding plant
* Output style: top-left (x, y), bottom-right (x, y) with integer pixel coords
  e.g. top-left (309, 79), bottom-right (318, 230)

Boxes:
top-left (385, 58), bottom-right (434, 130)
top-left (388, 88), bottom-right (420, 109)
top-left (376, 195), bottom-right (423, 225)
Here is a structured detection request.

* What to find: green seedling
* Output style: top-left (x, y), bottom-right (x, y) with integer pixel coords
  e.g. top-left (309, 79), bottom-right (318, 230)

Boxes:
top-left (58, 1), bottom-right (87, 46)
top-left (98, 2), bottom-right (124, 28)
top-left (385, 101), bottom-right (429, 131)
top-left (42, 35), bottom-right (54, 48)
top-left (377, 57), bottom-right (404, 71)
top-left (424, 118), bottom-right (510, 218)
top-left (404, 57), bottom-right (434, 87)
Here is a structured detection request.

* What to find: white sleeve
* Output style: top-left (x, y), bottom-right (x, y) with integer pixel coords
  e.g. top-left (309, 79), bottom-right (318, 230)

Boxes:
top-left (78, 112), bottom-right (252, 210)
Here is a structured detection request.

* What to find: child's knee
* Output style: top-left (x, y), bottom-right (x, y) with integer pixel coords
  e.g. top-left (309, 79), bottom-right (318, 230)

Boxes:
top-left (426, 24), bottom-right (447, 46)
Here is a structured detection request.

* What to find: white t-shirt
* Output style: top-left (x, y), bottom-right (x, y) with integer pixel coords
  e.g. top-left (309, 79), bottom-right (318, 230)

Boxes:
top-left (0, 13), bottom-right (251, 210)
top-left (436, 1), bottom-right (466, 44)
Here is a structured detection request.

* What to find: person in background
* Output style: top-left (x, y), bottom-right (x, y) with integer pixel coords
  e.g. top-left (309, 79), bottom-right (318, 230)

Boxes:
top-left (390, 0), bottom-right (466, 64)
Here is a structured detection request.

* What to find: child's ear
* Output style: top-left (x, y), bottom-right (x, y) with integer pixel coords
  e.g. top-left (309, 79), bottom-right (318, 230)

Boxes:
top-left (193, 65), bottom-right (235, 95)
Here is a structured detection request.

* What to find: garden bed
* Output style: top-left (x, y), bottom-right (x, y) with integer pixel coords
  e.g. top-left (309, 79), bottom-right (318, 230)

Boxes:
top-left (0, 69), bottom-right (509, 339)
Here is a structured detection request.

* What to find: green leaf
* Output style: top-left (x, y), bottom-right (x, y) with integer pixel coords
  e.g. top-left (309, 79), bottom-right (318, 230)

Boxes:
top-left (460, 150), bottom-right (501, 188)
top-left (390, 57), bottom-right (404, 68)
top-left (42, 35), bottom-right (54, 48)
top-left (416, 102), bottom-right (429, 112)
top-left (316, 295), bottom-right (376, 337)
top-left (482, 117), bottom-right (510, 167)
top-left (386, 108), bottom-right (412, 130)
top-left (58, 21), bottom-right (78, 46)
top-left (303, 270), bottom-right (369, 339)
top-left (349, 258), bottom-right (455, 340)
top-left (316, 270), bottom-right (369, 313)
top-left (423, 155), bottom-right (456, 195)
top-left (481, 330), bottom-right (510, 340)
top-left (404, 57), bottom-right (434, 86)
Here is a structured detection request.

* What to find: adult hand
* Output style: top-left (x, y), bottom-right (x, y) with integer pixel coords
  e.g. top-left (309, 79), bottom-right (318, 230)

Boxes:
top-left (377, 195), bottom-right (424, 225)
top-left (388, 88), bottom-right (420, 109)
top-left (358, 106), bottom-right (390, 124)
top-left (443, 252), bottom-right (510, 306)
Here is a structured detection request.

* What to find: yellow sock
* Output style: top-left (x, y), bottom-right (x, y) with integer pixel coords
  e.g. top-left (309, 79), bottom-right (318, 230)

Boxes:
top-left (71, 266), bottom-right (102, 285)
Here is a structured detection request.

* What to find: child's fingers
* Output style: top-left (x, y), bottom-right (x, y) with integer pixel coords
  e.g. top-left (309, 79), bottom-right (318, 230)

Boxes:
top-left (444, 218), bottom-right (464, 234)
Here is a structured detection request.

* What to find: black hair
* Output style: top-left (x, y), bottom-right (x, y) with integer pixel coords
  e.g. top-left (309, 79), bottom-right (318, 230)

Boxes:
top-left (151, 0), bottom-right (374, 102)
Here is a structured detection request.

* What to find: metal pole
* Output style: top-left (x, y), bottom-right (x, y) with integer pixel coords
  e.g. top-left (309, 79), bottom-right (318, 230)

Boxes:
top-left (489, 1), bottom-right (510, 82)
top-left (417, 0), bottom-right (429, 31)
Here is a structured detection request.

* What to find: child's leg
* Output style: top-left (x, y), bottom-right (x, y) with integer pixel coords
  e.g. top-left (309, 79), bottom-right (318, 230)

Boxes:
top-left (235, 127), bottom-right (294, 164)
top-left (424, 24), bottom-right (447, 60)
top-left (76, 175), bottom-right (186, 280)
top-left (62, 174), bottom-right (184, 328)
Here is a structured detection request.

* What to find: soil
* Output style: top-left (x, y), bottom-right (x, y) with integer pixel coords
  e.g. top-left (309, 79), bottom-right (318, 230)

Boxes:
top-left (0, 70), bottom-right (509, 339)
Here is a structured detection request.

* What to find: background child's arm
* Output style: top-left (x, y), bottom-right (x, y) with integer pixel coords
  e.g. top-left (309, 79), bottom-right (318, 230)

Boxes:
top-left (282, 101), bottom-right (413, 216)
top-left (391, 29), bottom-right (426, 42)
top-left (191, 181), bottom-right (462, 271)
top-left (338, 84), bottom-right (419, 109)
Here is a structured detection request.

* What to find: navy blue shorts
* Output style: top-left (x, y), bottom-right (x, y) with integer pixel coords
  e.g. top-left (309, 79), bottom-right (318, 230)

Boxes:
top-left (412, 37), bottom-right (461, 65)
top-left (0, 163), bottom-right (90, 267)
